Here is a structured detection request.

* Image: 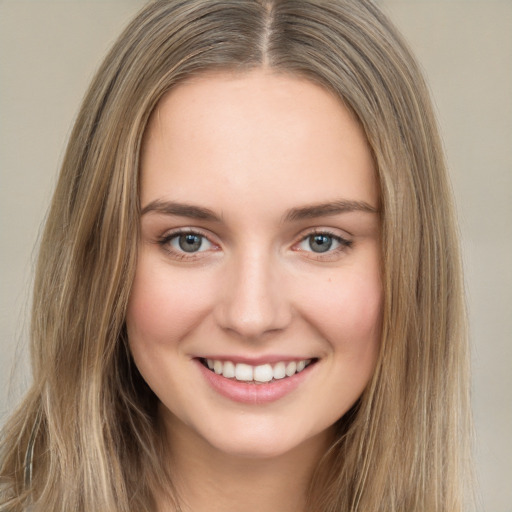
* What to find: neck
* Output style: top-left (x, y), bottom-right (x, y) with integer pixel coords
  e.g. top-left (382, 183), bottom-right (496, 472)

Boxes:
top-left (156, 412), bottom-right (334, 512)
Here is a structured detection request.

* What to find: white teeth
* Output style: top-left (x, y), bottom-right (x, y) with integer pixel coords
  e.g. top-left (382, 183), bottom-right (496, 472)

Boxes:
top-left (273, 362), bottom-right (286, 380)
top-left (235, 363), bottom-right (253, 381)
top-left (213, 360), bottom-right (223, 375)
top-left (222, 360), bottom-right (235, 379)
top-left (285, 361), bottom-right (297, 377)
top-left (253, 364), bottom-right (273, 383)
top-left (204, 358), bottom-right (312, 382)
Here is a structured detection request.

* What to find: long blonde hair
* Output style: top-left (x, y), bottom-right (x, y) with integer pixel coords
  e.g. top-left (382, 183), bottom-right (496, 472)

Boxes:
top-left (1, 1), bottom-right (473, 510)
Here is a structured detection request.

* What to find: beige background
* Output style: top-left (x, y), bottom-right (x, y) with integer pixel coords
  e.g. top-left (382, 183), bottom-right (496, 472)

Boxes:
top-left (1, 1), bottom-right (511, 510)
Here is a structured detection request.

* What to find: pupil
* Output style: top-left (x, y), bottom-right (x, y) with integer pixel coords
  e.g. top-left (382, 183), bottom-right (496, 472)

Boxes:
top-left (179, 234), bottom-right (202, 252)
top-left (310, 234), bottom-right (332, 253)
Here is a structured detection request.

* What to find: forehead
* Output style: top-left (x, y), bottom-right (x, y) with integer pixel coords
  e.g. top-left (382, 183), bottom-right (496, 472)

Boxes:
top-left (140, 69), bottom-right (378, 213)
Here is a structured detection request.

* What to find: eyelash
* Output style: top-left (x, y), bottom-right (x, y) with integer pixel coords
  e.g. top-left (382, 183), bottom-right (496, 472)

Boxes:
top-left (156, 229), bottom-right (217, 260)
top-left (156, 228), bottom-right (352, 261)
top-left (294, 230), bottom-right (352, 260)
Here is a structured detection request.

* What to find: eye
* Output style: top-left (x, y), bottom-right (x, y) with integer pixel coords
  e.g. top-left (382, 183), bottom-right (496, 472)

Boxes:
top-left (158, 230), bottom-right (216, 257)
top-left (302, 233), bottom-right (336, 253)
top-left (295, 231), bottom-right (352, 255)
top-left (170, 232), bottom-right (212, 253)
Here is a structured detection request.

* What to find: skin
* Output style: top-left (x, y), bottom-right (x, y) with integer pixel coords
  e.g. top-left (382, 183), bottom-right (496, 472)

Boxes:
top-left (126, 69), bottom-right (382, 512)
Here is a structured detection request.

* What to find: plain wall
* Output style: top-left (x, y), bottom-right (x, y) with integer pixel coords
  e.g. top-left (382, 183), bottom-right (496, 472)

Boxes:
top-left (1, 1), bottom-right (511, 510)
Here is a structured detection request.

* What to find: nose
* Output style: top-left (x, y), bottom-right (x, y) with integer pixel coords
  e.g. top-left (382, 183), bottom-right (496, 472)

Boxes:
top-left (214, 249), bottom-right (293, 340)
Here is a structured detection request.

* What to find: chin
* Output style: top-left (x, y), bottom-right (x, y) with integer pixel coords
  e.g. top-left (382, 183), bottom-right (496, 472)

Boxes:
top-left (210, 436), bottom-right (300, 460)
top-left (191, 415), bottom-right (334, 462)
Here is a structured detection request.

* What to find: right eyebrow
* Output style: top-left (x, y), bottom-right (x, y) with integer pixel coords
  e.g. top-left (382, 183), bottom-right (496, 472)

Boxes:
top-left (283, 199), bottom-right (378, 222)
top-left (141, 200), bottom-right (222, 222)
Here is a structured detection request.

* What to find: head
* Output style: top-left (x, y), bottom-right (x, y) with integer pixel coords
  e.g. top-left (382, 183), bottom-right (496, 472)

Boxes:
top-left (22, 0), bottom-right (469, 510)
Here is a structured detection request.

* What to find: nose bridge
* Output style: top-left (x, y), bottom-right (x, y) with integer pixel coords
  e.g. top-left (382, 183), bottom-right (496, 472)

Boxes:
top-left (215, 244), bottom-right (291, 339)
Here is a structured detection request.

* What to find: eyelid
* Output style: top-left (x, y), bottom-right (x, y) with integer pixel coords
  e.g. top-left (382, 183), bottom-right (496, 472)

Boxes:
top-left (154, 226), bottom-right (352, 262)
top-left (291, 228), bottom-right (353, 260)
top-left (157, 227), bottom-right (221, 259)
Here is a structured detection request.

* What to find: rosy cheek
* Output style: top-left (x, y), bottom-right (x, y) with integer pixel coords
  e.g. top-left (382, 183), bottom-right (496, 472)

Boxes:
top-left (345, 278), bottom-right (382, 337)
top-left (126, 259), bottom-right (214, 346)
top-left (300, 269), bottom-right (382, 349)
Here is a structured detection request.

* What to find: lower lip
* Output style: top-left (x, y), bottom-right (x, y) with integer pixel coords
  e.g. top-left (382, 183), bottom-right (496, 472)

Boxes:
top-left (195, 359), bottom-right (315, 404)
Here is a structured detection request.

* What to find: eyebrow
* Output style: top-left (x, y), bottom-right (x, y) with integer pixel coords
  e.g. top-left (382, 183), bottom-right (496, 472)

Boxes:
top-left (283, 200), bottom-right (378, 222)
top-left (141, 200), bottom-right (222, 222)
top-left (140, 198), bottom-right (378, 223)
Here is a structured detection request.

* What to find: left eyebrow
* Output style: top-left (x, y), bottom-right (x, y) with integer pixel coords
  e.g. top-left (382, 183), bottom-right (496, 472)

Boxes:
top-left (283, 200), bottom-right (378, 222)
top-left (140, 199), bottom-right (221, 222)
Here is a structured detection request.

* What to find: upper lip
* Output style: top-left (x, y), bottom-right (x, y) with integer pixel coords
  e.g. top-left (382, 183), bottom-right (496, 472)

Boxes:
top-left (195, 355), bottom-right (316, 365)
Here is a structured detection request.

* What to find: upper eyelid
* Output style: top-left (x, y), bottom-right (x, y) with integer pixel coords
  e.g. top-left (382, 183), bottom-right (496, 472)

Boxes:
top-left (156, 226), bottom-right (353, 248)
top-left (157, 230), bottom-right (219, 259)
top-left (294, 226), bottom-right (352, 243)
top-left (157, 228), bottom-right (220, 252)
top-left (294, 232), bottom-right (351, 248)
top-left (160, 226), bottom-right (217, 240)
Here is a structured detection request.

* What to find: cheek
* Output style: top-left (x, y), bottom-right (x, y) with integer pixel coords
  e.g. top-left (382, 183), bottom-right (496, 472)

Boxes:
top-left (125, 256), bottom-right (213, 346)
top-left (342, 276), bottom-right (382, 340)
top-left (299, 265), bottom-right (382, 352)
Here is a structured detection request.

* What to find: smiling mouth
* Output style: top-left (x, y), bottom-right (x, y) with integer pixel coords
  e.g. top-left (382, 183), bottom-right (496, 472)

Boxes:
top-left (199, 358), bottom-right (317, 384)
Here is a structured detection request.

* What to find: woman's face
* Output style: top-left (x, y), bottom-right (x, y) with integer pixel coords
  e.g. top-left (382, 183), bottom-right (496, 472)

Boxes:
top-left (126, 70), bottom-right (382, 459)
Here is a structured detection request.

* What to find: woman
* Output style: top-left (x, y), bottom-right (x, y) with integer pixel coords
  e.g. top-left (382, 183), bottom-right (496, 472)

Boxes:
top-left (0, 0), bottom-right (473, 511)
